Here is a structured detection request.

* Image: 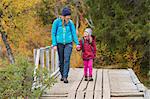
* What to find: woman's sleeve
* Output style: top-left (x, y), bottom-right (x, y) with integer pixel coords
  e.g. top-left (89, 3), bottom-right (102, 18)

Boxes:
top-left (51, 19), bottom-right (58, 46)
top-left (70, 20), bottom-right (79, 45)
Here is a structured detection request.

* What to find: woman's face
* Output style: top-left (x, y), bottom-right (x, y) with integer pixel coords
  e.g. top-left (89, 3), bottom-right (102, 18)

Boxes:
top-left (64, 15), bottom-right (71, 23)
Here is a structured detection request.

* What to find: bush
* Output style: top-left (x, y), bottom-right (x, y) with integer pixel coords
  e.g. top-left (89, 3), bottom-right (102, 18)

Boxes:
top-left (0, 56), bottom-right (55, 99)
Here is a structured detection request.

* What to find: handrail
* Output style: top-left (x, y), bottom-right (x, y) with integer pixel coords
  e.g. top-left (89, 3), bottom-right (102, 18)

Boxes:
top-left (33, 46), bottom-right (59, 88)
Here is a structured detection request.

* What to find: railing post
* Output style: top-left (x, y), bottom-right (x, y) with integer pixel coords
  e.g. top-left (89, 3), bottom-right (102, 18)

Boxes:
top-left (40, 48), bottom-right (45, 68)
top-left (51, 48), bottom-right (55, 73)
top-left (34, 49), bottom-right (40, 81)
top-left (46, 48), bottom-right (50, 71)
top-left (33, 49), bottom-right (37, 63)
top-left (55, 51), bottom-right (59, 70)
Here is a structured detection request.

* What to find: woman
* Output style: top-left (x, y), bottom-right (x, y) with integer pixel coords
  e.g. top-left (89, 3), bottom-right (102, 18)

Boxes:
top-left (51, 7), bottom-right (80, 83)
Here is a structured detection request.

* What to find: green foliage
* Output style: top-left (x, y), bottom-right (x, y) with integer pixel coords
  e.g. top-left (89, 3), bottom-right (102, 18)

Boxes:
top-left (0, 56), bottom-right (55, 98)
top-left (36, 0), bottom-right (56, 25)
top-left (86, 0), bottom-right (150, 87)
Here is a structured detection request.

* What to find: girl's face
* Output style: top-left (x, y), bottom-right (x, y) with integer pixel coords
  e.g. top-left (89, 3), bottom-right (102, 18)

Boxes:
top-left (84, 32), bottom-right (89, 40)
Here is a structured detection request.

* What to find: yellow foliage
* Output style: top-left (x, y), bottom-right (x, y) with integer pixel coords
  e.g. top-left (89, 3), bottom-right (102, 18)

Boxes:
top-left (70, 12), bottom-right (89, 67)
top-left (114, 52), bottom-right (124, 63)
top-left (0, 0), bottom-right (50, 57)
top-left (124, 46), bottom-right (143, 73)
top-left (0, 0), bottom-right (89, 68)
top-left (70, 46), bottom-right (83, 68)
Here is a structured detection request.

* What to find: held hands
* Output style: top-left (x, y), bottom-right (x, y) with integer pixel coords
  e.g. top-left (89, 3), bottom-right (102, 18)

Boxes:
top-left (76, 45), bottom-right (81, 51)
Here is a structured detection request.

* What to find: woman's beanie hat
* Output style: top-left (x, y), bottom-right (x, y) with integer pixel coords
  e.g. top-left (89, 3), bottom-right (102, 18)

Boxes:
top-left (85, 28), bottom-right (92, 35)
top-left (62, 7), bottom-right (71, 16)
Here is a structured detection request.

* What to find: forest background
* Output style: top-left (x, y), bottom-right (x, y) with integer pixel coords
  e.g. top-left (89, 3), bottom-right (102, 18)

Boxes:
top-left (0, 0), bottom-right (149, 88)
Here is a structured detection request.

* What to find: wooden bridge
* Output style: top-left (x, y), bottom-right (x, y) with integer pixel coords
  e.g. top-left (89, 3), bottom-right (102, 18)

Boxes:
top-left (33, 47), bottom-right (150, 99)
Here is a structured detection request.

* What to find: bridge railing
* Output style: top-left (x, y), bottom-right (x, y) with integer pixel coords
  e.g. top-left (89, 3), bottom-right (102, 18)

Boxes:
top-left (33, 46), bottom-right (59, 88)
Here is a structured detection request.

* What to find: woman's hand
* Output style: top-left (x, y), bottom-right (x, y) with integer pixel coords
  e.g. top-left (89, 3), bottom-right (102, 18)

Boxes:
top-left (76, 45), bottom-right (81, 51)
top-left (53, 46), bottom-right (57, 51)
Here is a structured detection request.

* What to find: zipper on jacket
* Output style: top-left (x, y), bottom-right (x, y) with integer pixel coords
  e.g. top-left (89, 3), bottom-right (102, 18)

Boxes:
top-left (63, 26), bottom-right (66, 45)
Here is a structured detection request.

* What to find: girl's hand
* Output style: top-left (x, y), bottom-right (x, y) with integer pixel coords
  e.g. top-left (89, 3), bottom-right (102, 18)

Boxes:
top-left (76, 45), bottom-right (81, 51)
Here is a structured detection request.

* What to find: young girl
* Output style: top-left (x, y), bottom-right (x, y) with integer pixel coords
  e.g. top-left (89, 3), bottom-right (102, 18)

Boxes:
top-left (77, 28), bottom-right (96, 81)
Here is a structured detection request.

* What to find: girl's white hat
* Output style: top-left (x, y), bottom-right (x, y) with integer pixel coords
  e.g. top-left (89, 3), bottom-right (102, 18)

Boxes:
top-left (84, 28), bottom-right (92, 35)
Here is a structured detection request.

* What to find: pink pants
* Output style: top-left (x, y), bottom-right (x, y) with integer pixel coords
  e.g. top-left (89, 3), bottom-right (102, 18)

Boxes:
top-left (83, 59), bottom-right (93, 77)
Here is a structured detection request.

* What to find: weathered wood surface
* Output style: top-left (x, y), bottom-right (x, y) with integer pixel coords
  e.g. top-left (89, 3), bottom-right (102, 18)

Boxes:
top-left (40, 68), bottom-right (148, 99)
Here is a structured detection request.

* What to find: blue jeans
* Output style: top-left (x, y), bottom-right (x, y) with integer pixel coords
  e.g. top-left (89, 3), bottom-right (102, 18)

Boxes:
top-left (57, 43), bottom-right (73, 78)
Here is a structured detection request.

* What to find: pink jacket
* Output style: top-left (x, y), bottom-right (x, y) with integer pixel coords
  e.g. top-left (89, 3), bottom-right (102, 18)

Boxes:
top-left (78, 36), bottom-right (96, 60)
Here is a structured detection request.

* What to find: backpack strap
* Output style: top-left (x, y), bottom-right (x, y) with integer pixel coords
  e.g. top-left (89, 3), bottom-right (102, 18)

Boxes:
top-left (68, 20), bottom-right (73, 38)
top-left (81, 37), bottom-right (94, 53)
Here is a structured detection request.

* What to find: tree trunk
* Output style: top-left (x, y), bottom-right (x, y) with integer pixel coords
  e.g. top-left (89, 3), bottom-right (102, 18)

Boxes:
top-left (0, 45), bottom-right (2, 57)
top-left (54, 0), bottom-right (61, 18)
top-left (1, 32), bottom-right (15, 64)
top-left (75, 0), bottom-right (80, 35)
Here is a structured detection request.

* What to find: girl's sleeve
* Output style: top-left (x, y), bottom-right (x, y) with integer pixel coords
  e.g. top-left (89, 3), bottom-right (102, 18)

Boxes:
top-left (70, 20), bottom-right (80, 45)
top-left (79, 40), bottom-right (83, 50)
top-left (76, 39), bottom-right (82, 51)
top-left (51, 19), bottom-right (58, 46)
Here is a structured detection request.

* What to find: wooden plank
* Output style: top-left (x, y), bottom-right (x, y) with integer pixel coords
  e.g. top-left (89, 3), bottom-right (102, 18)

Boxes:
top-left (67, 68), bottom-right (84, 99)
top-left (137, 84), bottom-right (146, 92)
top-left (85, 91), bottom-right (93, 99)
top-left (51, 48), bottom-right (55, 72)
top-left (109, 69), bottom-right (138, 93)
top-left (76, 91), bottom-right (85, 99)
top-left (35, 49), bottom-right (40, 67)
top-left (86, 69), bottom-right (97, 91)
top-left (111, 97), bottom-right (144, 99)
top-left (41, 93), bottom-right (68, 97)
top-left (103, 69), bottom-right (110, 99)
top-left (41, 68), bottom-right (146, 99)
top-left (110, 82), bottom-right (138, 93)
top-left (55, 51), bottom-right (59, 71)
top-left (43, 68), bottom-right (83, 99)
top-left (95, 69), bottom-right (102, 91)
top-left (94, 69), bottom-right (102, 99)
top-left (128, 69), bottom-right (140, 84)
top-left (144, 90), bottom-right (150, 99)
top-left (85, 69), bottom-right (97, 99)
top-left (34, 49), bottom-right (40, 81)
top-left (68, 68), bottom-right (84, 91)
top-left (40, 97), bottom-right (68, 99)
top-left (94, 91), bottom-right (102, 99)
top-left (76, 76), bottom-right (88, 91)
top-left (71, 69), bottom-right (87, 99)
top-left (45, 48), bottom-right (50, 71)
top-left (40, 49), bottom-right (45, 68)
top-left (75, 68), bottom-right (89, 99)
top-left (109, 69), bottom-right (130, 75)
top-left (67, 91), bottom-right (76, 99)
top-left (128, 69), bottom-right (146, 92)
top-left (45, 69), bottom-right (80, 94)
top-left (33, 49), bottom-right (37, 63)
top-left (73, 70), bottom-right (86, 99)
top-left (111, 92), bottom-right (144, 97)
